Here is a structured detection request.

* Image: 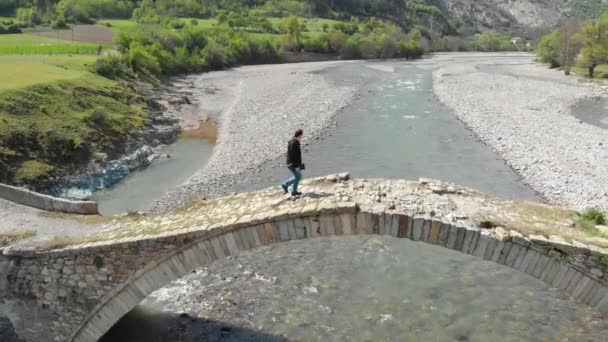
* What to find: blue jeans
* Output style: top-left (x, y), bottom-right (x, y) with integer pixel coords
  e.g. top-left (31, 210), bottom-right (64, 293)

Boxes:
top-left (282, 167), bottom-right (302, 194)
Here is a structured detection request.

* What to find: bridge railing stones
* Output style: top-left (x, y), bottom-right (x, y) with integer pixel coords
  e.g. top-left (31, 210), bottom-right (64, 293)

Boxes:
top-left (2, 175), bottom-right (608, 341)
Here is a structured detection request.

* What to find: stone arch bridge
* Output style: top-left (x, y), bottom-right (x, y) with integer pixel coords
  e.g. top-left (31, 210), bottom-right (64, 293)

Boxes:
top-left (1, 174), bottom-right (608, 341)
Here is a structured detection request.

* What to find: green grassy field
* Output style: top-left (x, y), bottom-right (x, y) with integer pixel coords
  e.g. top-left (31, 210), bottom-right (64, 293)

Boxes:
top-left (95, 16), bottom-right (339, 38)
top-left (0, 55), bottom-right (99, 91)
top-left (268, 17), bottom-right (342, 32)
top-left (0, 53), bottom-right (145, 185)
top-left (0, 33), bottom-right (101, 55)
top-left (96, 19), bottom-right (138, 34)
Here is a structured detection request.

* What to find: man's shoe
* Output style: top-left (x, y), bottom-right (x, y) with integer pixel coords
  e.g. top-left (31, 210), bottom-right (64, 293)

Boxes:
top-left (291, 191), bottom-right (302, 197)
top-left (281, 184), bottom-right (288, 194)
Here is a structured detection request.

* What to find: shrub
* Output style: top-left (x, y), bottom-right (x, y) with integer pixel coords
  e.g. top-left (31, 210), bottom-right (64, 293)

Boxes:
top-left (581, 208), bottom-right (606, 225)
top-left (0, 23), bottom-right (22, 34)
top-left (202, 41), bottom-right (227, 69)
top-left (15, 160), bottom-right (55, 183)
top-left (182, 26), bottom-right (208, 54)
top-left (226, 36), bottom-right (251, 64)
top-left (169, 18), bottom-right (185, 29)
top-left (94, 53), bottom-right (132, 79)
top-left (132, 0), bottom-right (161, 24)
top-left (359, 36), bottom-right (379, 58)
top-left (16, 7), bottom-right (41, 27)
top-left (88, 107), bottom-right (110, 127)
top-left (577, 218), bottom-right (597, 233)
top-left (248, 37), bottom-right (279, 63)
top-left (379, 37), bottom-right (398, 58)
top-left (601, 255), bottom-right (608, 267)
top-left (51, 16), bottom-right (69, 30)
top-left (536, 30), bottom-right (560, 68)
top-left (340, 34), bottom-right (361, 59)
top-left (155, 29), bottom-right (184, 52)
top-left (328, 31), bottom-right (347, 53)
top-left (55, 0), bottom-right (97, 24)
top-left (127, 41), bottom-right (161, 75)
top-left (473, 31), bottom-right (514, 52)
top-left (302, 34), bottom-right (329, 53)
top-left (174, 46), bottom-right (203, 72)
top-left (146, 43), bottom-right (178, 74)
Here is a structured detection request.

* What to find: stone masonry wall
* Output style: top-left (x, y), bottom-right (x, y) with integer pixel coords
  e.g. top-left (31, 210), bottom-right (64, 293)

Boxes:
top-left (2, 175), bottom-right (608, 341)
top-left (0, 183), bottom-right (98, 215)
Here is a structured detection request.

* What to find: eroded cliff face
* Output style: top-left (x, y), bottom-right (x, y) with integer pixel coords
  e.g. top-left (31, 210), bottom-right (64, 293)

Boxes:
top-left (442, 0), bottom-right (575, 32)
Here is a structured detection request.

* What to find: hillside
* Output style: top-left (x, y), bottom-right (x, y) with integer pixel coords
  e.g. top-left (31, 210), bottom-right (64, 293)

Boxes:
top-left (3, 1), bottom-right (607, 36)
top-left (442, 0), bottom-right (608, 33)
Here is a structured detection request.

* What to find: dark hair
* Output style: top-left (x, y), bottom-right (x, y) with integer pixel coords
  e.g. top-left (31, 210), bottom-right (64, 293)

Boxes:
top-left (294, 129), bottom-right (303, 137)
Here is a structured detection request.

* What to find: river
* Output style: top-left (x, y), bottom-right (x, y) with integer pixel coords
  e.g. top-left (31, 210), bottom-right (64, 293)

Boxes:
top-left (97, 61), bottom-right (608, 341)
top-left (95, 61), bottom-right (539, 215)
top-left (220, 61), bottom-right (539, 201)
top-left (101, 236), bottom-right (608, 341)
top-left (91, 137), bottom-right (214, 215)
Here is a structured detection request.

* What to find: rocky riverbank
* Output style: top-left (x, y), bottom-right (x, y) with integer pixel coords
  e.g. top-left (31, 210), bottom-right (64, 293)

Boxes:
top-left (47, 82), bottom-right (190, 200)
top-left (428, 53), bottom-right (608, 210)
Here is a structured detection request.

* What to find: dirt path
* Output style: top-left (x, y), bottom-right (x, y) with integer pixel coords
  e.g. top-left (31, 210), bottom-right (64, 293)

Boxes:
top-left (0, 198), bottom-right (109, 249)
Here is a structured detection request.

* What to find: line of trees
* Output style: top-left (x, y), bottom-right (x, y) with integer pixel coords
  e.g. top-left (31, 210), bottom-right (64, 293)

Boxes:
top-left (94, 22), bottom-right (280, 82)
top-left (93, 13), bottom-right (424, 84)
top-left (537, 14), bottom-right (608, 77)
top-left (280, 15), bottom-right (424, 59)
top-left (0, 0), bottom-right (446, 32)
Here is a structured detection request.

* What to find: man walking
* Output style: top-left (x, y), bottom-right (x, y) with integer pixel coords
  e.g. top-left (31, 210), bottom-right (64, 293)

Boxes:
top-left (281, 129), bottom-right (304, 197)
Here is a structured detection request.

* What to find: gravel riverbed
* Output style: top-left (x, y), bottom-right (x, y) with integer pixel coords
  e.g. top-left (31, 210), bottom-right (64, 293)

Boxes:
top-left (428, 53), bottom-right (608, 210)
top-left (152, 53), bottom-right (608, 213)
top-left (151, 61), bottom-right (359, 212)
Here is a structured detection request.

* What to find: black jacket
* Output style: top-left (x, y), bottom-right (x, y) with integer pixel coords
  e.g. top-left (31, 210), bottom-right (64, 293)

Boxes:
top-left (286, 138), bottom-right (302, 168)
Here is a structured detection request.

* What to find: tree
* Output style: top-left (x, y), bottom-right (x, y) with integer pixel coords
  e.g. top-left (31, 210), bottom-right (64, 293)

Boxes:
top-left (132, 0), bottom-right (161, 24)
top-left (472, 31), bottom-right (512, 52)
top-left (577, 14), bottom-right (608, 78)
top-left (282, 15), bottom-right (301, 51)
top-left (16, 7), bottom-right (41, 26)
top-left (558, 19), bottom-right (582, 75)
top-left (536, 30), bottom-right (560, 68)
top-left (328, 30), bottom-right (347, 53)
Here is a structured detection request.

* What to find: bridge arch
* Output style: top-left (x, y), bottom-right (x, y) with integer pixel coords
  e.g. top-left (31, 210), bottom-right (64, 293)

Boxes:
top-left (72, 208), bottom-right (608, 342)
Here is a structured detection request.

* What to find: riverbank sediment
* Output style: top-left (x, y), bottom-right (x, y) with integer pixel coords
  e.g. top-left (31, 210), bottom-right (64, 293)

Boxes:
top-left (428, 53), bottom-right (608, 210)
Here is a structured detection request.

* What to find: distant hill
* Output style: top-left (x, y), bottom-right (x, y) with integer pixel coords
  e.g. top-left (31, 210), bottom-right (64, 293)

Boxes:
top-left (440, 0), bottom-right (608, 34)
top-left (2, 0), bottom-right (607, 35)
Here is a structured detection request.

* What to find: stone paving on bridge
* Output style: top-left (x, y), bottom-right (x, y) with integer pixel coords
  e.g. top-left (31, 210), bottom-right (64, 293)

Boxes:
top-left (2, 174), bottom-right (608, 341)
